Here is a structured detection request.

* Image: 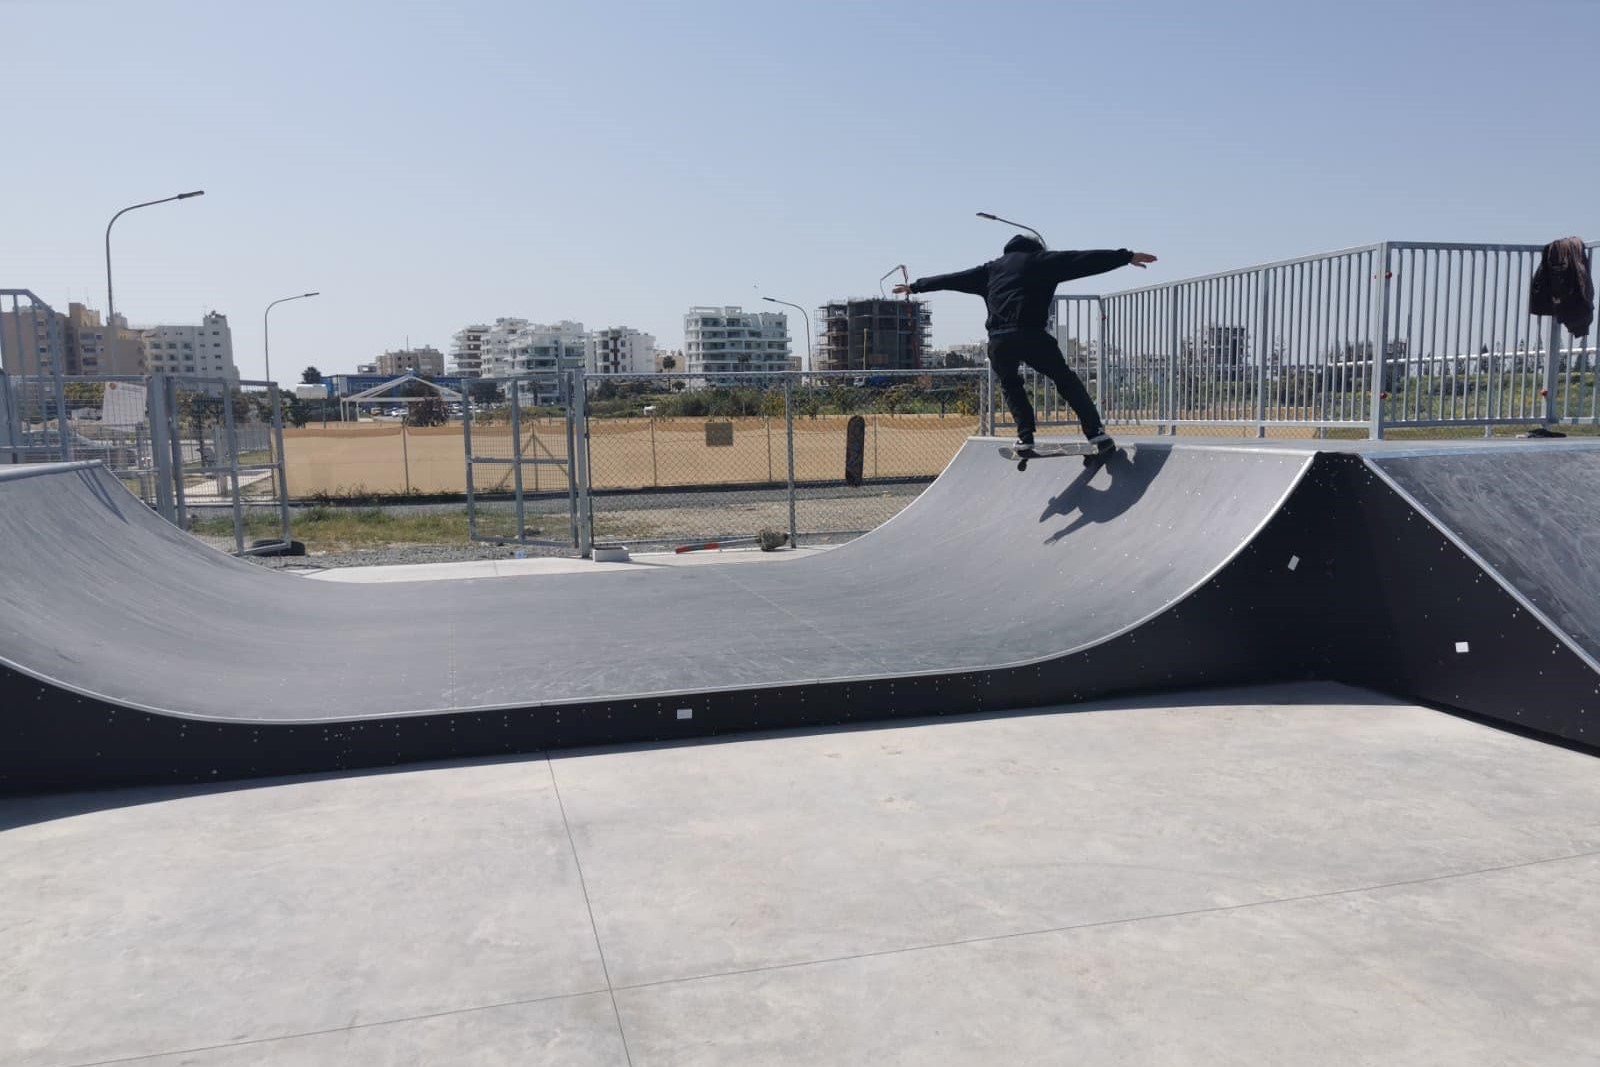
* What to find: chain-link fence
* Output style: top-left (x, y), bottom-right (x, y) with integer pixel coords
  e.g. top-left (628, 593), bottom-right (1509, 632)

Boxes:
top-left (579, 369), bottom-right (983, 549)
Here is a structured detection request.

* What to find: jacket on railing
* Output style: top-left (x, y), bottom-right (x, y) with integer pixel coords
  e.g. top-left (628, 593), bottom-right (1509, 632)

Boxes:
top-left (909, 236), bottom-right (1132, 336)
top-left (1530, 236), bottom-right (1594, 338)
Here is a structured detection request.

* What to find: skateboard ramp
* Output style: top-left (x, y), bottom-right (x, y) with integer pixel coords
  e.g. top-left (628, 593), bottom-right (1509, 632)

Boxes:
top-left (4, 437), bottom-right (1599, 792)
top-left (1, 443), bottom-right (1320, 791)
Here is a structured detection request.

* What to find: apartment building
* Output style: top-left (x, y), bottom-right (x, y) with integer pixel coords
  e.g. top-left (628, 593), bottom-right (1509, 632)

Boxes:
top-left (375, 346), bottom-right (446, 378)
top-left (478, 318), bottom-right (530, 378)
top-left (449, 324), bottom-right (488, 378)
top-left (66, 305), bottom-right (145, 376)
top-left (141, 311), bottom-right (237, 383)
top-left (682, 307), bottom-right (791, 380)
top-left (0, 303), bottom-right (66, 375)
top-left (815, 298), bottom-right (931, 372)
top-left (586, 327), bottom-right (657, 375)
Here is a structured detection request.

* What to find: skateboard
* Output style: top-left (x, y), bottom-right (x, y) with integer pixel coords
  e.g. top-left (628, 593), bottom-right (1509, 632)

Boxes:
top-left (998, 442), bottom-right (1112, 471)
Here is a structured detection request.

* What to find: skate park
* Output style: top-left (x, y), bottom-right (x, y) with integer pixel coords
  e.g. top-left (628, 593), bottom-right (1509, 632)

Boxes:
top-left (6, 2), bottom-right (1600, 1046)
top-left (6, 426), bottom-right (1600, 1064)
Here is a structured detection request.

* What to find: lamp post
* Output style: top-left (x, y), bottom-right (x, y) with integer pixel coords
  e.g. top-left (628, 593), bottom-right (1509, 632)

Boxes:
top-left (976, 211), bottom-right (1047, 249)
top-left (263, 292), bottom-right (320, 386)
top-left (105, 191), bottom-right (204, 327)
top-left (761, 296), bottom-right (812, 374)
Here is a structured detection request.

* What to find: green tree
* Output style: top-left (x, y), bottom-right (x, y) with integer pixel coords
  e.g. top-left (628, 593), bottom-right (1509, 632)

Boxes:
top-left (406, 394), bottom-right (449, 427)
top-left (301, 366), bottom-right (323, 384)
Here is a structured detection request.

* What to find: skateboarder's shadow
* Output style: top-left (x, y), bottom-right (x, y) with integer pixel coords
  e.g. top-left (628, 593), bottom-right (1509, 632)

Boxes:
top-left (1039, 446), bottom-right (1169, 544)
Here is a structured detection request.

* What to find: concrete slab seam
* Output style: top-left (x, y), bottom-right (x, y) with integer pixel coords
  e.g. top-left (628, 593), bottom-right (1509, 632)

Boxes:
top-left (607, 847), bottom-right (1600, 996)
top-left (51, 986), bottom-right (616, 1067)
top-left (546, 757), bottom-right (635, 1067)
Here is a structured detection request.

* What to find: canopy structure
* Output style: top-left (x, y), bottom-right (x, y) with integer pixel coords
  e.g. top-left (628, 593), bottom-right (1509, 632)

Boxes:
top-left (339, 372), bottom-right (462, 421)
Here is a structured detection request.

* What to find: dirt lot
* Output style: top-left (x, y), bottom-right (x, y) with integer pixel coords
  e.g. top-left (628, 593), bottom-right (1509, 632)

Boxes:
top-left (283, 414), bottom-right (979, 497)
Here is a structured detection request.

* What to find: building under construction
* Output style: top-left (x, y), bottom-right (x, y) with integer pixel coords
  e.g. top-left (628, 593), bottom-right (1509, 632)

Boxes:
top-left (815, 298), bottom-right (931, 372)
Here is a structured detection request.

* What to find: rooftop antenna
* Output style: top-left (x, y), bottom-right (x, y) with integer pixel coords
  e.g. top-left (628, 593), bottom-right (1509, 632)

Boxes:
top-left (976, 211), bottom-right (1047, 250)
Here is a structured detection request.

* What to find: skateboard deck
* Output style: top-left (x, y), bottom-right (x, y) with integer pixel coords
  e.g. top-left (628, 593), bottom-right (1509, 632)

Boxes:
top-left (844, 415), bottom-right (866, 486)
top-left (998, 442), bottom-right (1109, 471)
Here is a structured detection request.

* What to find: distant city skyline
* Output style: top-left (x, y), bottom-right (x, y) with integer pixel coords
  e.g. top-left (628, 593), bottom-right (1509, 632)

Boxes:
top-left (4, 0), bottom-right (1596, 384)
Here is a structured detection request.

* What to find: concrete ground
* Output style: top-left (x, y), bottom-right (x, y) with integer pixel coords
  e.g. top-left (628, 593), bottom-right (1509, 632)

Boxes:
top-left (4, 683), bottom-right (1599, 1066)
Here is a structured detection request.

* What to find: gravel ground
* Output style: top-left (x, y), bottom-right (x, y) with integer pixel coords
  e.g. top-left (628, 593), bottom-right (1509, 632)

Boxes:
top-left (191, 481), bottom-right (927, 569)
top-left (241, 542), bottom-right (549, 570)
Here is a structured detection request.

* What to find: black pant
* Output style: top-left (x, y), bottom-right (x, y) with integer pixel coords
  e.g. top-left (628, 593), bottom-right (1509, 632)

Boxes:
top-left (988, 330), bottom-right (1104, 439)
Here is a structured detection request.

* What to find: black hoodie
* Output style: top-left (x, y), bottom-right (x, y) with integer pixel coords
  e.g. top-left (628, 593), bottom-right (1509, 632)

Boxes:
top-left (908, 235), bottom-right (1132, 335)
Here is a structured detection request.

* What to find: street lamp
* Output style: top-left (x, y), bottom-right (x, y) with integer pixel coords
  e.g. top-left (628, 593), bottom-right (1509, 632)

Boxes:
top-left (762, 296), bottom-right (812, 374)
top-left (976, 211), bottom-right (1047, 249)
top-left (104, 190), bottom-right (204, 327)
top-left (264, 291), bottom-right (320, 386)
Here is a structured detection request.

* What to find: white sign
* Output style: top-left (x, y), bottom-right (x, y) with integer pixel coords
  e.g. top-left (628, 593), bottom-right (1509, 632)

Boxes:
top-left (101, 381), bottom-right (147, 428)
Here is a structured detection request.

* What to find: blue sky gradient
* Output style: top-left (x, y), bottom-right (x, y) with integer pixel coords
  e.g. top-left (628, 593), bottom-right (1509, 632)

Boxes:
top-left (4, 0), bottom-right (1596, 382)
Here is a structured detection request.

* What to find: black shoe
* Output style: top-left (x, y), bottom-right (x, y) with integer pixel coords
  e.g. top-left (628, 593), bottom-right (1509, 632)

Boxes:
top-left (1087, 432), bottom-right (1115, 455)
top-left (1012, 435), bottom-right (1037, 453)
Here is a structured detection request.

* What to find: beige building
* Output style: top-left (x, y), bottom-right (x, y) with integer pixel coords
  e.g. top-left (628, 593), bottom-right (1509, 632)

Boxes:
top-left (0, 303), bottom-right (65, 375)
top-left (66, 305), bottom-right (145, 376)
top-left (376, 346), bottom-right (445, 377)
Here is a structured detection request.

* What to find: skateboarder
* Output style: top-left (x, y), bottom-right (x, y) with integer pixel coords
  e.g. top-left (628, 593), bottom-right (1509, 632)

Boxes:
top-left (895, 236), bottom-right (1157, 454)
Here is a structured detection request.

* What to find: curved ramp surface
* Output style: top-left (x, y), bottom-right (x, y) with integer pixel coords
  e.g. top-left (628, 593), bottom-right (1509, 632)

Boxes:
top-left (2, 442), bottom-right (1318, 790)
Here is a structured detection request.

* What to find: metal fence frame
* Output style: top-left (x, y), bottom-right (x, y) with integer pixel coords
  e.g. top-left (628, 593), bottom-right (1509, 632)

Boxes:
top-left (9, 238), bottom-right (1592, 558)
top-left (1044, 239), bottom-right (1597, 439)
top-left (573, 366), bottom-right (987, 555)
top-left (1, 365), bottom-right (291, 556)
top-left (462, 369), bottom-right (583, 550)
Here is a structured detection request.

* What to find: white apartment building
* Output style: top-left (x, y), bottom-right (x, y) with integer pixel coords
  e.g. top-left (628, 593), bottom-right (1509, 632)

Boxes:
top-left (141, 311), bottom-right (237, 383)
top-left (478, 318), bottom-right (531, 378)
top-left (449, 324), bottom-right (488, 377)
top-left (506, 321), bottom-right (587, 377)
top-left (586, 327), bottom-right (657, 376)
top-left (477, 319), bottom-right (586, 400)
top-left (682, 307), bottom-right (791, 381)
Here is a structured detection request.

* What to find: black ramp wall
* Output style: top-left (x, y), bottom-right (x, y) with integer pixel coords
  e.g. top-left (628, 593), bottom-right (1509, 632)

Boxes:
top-left (1341, 447), bottom-right (1600, 746)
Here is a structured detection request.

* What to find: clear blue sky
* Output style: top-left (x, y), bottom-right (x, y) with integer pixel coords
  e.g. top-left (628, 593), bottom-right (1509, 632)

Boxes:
top-left (4, 0), bottom-right (1596, 383)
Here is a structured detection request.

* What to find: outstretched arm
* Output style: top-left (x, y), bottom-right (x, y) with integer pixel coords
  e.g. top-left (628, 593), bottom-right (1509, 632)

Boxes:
top-left (894, 263), bottom-right (989, 296)
top-left (1040, 249), bottom-right (1157, 283)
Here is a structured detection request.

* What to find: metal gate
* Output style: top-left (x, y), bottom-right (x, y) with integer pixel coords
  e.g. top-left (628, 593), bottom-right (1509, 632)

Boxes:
top-left (463, 368), bottom-right (590, 553)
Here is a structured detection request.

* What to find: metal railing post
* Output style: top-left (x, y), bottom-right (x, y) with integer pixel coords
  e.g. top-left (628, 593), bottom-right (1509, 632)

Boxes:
top-left (1368, 243), bottom-right (1392, 439)
top-left (1094, 297), bottom-right (1109, 413)
top-left (1254, 272), bottom-right (1271, 437)
top-left (267, 383), bottom-right (292, 546)
top-left (784, 374), bottom-right (798, 547)
top-left (572, 368), bottom-right (593, 558)
top-left (461, 389), bottom-right (478, 542)
top-left (48, 313), bottom-right (69, 460)
top-left (1167, 287), bottom-right (1181, 433)
top-left (508, 377), bottom-right (527, 545)
top-left (0, 371), bottom-right (15, 463)
top-left (219, 381), bottom-right (245, 553)
top-left (1543, 316), bottom-right (1561, 426)
top-left (167, 377), bottom-right (188, 528)
top-left (983, 359), bottom-right (995, 436)
top-left (146, 373), bottom-right (176, 522)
